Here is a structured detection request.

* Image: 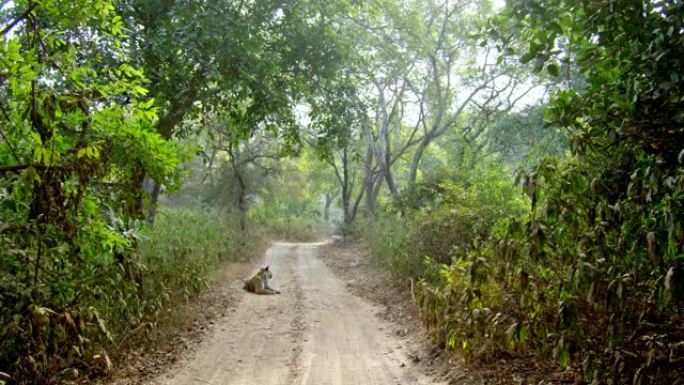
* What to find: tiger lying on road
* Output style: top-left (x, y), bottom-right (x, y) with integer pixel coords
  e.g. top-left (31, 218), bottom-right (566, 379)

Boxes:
top-left (243, 266), bottom-right (281, 295)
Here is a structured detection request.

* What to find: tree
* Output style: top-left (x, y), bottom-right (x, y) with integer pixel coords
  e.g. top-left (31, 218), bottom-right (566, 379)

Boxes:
top-left (202, 116), bottom-right (283, 233)
top-left (338, 0), bottom-right (537, 214)
top-left (403, 0), bottom-right (539, 184)
top-left (0, 0), bottom-right (186, 381)
top-left (297, 149), bottom-right (340, 222)
top-left (122, 0), bottom-right (353, 222)
top-left (308, 75), bottom-right (370, 226)
top-left (485, 105), bottom-right (567, 167)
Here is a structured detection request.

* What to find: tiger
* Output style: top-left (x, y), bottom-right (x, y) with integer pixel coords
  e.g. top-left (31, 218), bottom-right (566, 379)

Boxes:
top-left (243, 266), bottom-right (280, 295)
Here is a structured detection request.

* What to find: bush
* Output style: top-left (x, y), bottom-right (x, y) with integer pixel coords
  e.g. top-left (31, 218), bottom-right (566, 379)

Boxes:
top-left (256, 215), bottom-right (327, 242)
top-left (353, 213), bottom-right (420, 279)
top-left (358, 162), bottom-right (528, 280)
top-left (138, 207), bottom-right (255, 312)
top-left (0, 206), bottom-right (258, 384)
top-left (249, 195), bottom-right (328, 242)
top-left (417, 155), bottom-right (684, 384)
top-left (415, 0), bottom-right (684, 382)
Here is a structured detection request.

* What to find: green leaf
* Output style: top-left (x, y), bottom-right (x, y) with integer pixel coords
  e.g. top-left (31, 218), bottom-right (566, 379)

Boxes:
top-left (547, 63), bottom-right (560, 77)
top-left (559, 347), bottom-right (570, 368)
top-left (29, 131), bottom-right (43, 146)
top-left (520, 52), bottom-right (536, 64)
top-left (518, 325), bottom-right (529, 343)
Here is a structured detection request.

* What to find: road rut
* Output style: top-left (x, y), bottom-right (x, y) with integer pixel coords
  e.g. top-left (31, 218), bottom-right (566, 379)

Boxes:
top-left (149, 242), bottom-right (441, 385)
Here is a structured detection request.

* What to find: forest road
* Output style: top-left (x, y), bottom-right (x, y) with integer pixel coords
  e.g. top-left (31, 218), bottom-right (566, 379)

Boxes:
top-left (148, 242), bottom-right (441, 385)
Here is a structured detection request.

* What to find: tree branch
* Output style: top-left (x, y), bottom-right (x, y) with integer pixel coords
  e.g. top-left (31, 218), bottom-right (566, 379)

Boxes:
top-left (0, 3), bottom-right (36, 36)
top-left (0, 164), bottom-right (60, 174)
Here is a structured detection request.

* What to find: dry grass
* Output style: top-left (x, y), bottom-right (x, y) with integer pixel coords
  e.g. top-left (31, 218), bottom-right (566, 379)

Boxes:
top-left (96, 239), bottom-right (271, 385)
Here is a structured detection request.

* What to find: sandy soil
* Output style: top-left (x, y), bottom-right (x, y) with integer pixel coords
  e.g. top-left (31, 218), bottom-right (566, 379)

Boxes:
top-left (146, 241), bottom-right (445, 385)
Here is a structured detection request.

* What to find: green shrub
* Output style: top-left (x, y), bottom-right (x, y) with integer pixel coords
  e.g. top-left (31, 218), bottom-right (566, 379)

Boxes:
top-left (418, 155), bottom-right (684, 385)
top-left (255, 215), bottom-right (327, 242)
top-left (353, 213), bottom-right (420, 279)
top-left (414, 0), bottom-right (684, 382)
top-left (0, 206), bottom-right (258, 384)
top-left (359, 162), bottom-right (528, 280)
top-left (138, 207), bottom-right (253, 309)
top-left (249, 195), bottom-right (328, 242)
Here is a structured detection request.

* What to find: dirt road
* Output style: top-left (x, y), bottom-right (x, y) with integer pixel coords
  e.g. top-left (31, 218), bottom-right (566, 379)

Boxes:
top-left (148, 242), bottom-right (443, 385)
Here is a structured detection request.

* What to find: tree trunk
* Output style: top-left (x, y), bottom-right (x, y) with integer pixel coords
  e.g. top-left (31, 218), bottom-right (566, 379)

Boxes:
top-left (237, 184), bottom-right (247, 233)
top-left (324, 193), bottom-right (333, 222)
top-left (228, 145), bottom-right (248, 232)
top-left (364, 177), bottom-right (376, 215)
top-left (341, 147), bottom-right (352, 225)
top-left (371, 173), bottom-right (383, 206)
top-left (363, 142), bottom-right (376, 215)
top-left (146, 181), bottom-right (162, 226)
top-left (125, 163), bottom-right (146, 220)
top-left (408, 138), bottom-right (430, 185)
top-left (383, 163), bottom-right (398, 197)
top-left (145, 85), bottom-right (199, 223)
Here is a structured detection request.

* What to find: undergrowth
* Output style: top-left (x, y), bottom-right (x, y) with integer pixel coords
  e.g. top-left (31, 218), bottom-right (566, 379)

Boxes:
top-left (361, 155), bottom-right (684, 384)
top-left (356, 162), bottom-right (527, 280)
top-left (0, 206), bottom-right (261, 384)
top-left (139, 207), bottom-right (257, 307)
top-left (250, 202), bottom-right (328, 242)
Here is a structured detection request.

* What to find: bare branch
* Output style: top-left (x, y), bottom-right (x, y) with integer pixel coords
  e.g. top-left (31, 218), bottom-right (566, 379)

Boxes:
top-left (0, 3), bottom-right (36, 36)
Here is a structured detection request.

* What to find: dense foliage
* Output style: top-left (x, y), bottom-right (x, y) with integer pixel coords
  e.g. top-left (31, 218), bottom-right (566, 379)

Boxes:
top-left (361, 1), bottom-right (684, 384)
top-left (0, 0), bottom-right (186, 382)
top-left (486, 105), bottom-right (566, 167)
top-left (359, 162), bottom-right (528, 278)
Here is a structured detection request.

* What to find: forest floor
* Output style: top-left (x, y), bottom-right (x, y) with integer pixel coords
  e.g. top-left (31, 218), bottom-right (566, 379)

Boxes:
top-left (100, 239), bottom-right (566, 385)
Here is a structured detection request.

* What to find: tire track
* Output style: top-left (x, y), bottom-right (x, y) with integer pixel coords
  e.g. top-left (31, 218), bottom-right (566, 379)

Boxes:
top-left (286, 245), bottom-right (306, 383)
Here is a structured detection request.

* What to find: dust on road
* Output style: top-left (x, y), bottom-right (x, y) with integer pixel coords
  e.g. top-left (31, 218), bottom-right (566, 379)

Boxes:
top-left (148, 242), bottom-right (443, 385)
